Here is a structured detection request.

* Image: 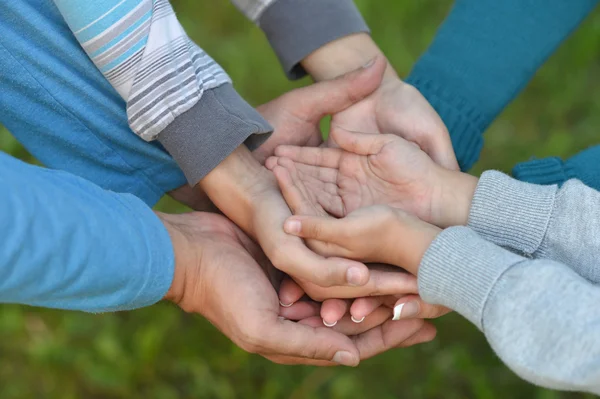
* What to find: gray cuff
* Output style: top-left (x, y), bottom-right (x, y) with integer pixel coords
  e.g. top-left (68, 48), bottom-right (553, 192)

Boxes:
top-left (259, 0), bottom-right (370, 80)
top-left (468, 171), bottom-right (558, 255)
top-left (418, 227), bottom-right (526, 330)
top-left (158, 83), bottom-right (272, 186)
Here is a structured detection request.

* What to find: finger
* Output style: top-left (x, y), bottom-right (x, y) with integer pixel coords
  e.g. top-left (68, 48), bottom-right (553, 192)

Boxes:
top-left (392, 295), bottom-right (451, 320)
top-left (330, 125), bottom-right (396, 156)
top-left (321, 299), bottom-right (351, 327)
top-left (300, 269), bottom-right (418, 301)
top-left (427, 136), bottom-right (460, 172)
top-left (273, 241), bottom-right (370, 287)
top-left (396, 322), bottom-right (437, 348)
top-left (278, 277), bottom-right (305, 306)
top-left (353, 318), bottom-right (425, 360)
top-left (278, 157), bottom-right (339, 184)
top-left (259, 318), bottom-right (360, 366)
top-left (265, 354), bottom-right (336, 367)
top-left (294, 56), bottom-right (386, 121)
top-left (281, 161), bottom-right (346, 217)
top-left (279, 300), bottom-right (321, 321)
top-left (273, 164), bottom-right (332, 221)
top-left (275, 145), bottom-right (342, 168)
top-left (265, 156), bottom-right (279, 170)
top-left (300, 306), bottom-right (392, 336)
top-left (350, 297), bottom-right (385, 321)
top-left (284, 215), bottom-right (346, 244)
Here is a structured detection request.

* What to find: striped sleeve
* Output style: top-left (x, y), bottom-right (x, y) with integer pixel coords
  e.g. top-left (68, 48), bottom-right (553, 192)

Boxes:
top-left (230, 0), bottom-right (370, 79)
top-left (53, 0), bottom-right (272, 185)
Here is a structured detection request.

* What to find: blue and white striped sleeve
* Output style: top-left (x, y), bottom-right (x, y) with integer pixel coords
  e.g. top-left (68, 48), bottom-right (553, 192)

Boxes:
top-left (52, 0), bottom-right (272, 186)
top-left (230, 0), bottom-right (370, 79)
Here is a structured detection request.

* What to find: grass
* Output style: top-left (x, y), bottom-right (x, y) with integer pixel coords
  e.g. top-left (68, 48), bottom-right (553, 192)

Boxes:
top-left (1, 1), bottom-right (599, 397)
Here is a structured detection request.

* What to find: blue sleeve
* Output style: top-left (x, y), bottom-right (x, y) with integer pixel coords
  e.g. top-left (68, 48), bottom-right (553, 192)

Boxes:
top-left (405, 0), bottom-right (598, 172)
top-left (0, 151), bottom-right (174, 312)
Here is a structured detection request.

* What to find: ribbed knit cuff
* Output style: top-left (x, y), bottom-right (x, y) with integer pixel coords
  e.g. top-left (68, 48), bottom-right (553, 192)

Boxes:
top-left (513, 150), bottom-right (600, 191)
top-left (258, 0), bottom-right (370, 80)
top-left (418, 227), bottom-right (526, 330)
top-left (405, 75), bottom-right (487, 172)
top-left (468, 171), bottom-right (557, 255)
top-left (158, 83), bottom-right (272, 186)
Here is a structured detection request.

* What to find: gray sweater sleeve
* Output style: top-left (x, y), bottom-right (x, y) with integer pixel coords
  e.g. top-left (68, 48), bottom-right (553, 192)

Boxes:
top-left (418, 227), bottom-right (600, 395)
top-left (468, 171), bottom-right (600, 283)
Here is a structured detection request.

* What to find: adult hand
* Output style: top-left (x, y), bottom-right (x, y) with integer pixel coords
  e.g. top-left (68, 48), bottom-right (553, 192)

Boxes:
top-left (271, 127), bottom-right (478, 228)
top-left (301, 33), bottom-right (458, 170)
top-left (159, 211), bottom-right (435, 365)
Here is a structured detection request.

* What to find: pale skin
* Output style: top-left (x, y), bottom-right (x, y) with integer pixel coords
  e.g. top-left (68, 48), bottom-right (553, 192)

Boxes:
top-left (163, 32), bottom-right (459, 356)
top-left (268, 128), bottom-right (481, 323)
top-left (159, 211), bottom-right (437, 367)
top-left (159, 61), bottom-right (442, 363)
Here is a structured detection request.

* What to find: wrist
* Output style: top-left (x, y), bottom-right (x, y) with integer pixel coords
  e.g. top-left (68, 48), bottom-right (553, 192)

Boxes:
top-left (199, 145), bottom-right (275, 235)
top-left (301, 33), bottom-right (397, 82)
top-left (433, 170), bottom-right (479, 228)
top-left (389, 210), bottom-right (440, 275)
top-left (158, 212), bottom-right (191, 305)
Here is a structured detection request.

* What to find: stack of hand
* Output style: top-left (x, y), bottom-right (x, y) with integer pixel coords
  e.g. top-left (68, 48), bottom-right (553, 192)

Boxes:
top-left (159, 57), bottom-right (473, 367)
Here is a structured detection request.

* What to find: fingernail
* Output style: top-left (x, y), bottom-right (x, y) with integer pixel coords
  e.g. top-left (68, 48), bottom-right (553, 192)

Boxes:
top-left (393, 301), bottom-right (419, 320)
top-left (279, 301), bottom-right (293, 308)
top-left (284, 220), bottom-right (301, 234)
top-left (332, 351), bottom-right (358, 367)
top-left (346, 267), bottom-right (365, 286)
top-left (351, 316), bottom-right (365, 324)
top-left (278, 316), bottom-right (287, 321)
top-left (362, 57), bottom-right (376, 69)
top-left (323, 319), bottom-right (337, 328)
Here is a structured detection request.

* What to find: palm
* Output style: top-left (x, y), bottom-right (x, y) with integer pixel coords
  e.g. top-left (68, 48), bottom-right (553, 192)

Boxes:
top-left (273, 139), bottom-right (435, 222)
top-left (331, 79), bottom-right (458, 171)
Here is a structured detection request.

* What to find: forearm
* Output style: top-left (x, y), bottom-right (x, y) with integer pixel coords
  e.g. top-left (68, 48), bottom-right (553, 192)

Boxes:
top-left (301, 33), bottom-right (397, 82)
top-left (198, 145), bottom-right (269, 235)
top-left (232, 0), bottom-right (371, 80)
top-left (52, 0), bottom-right (272, 187)
top-left (0, 152), bottom-right (174, 312)
top-left (405, 0), bottom-right (598, 171)
top-left (419, 227), bottom-right (600, 395)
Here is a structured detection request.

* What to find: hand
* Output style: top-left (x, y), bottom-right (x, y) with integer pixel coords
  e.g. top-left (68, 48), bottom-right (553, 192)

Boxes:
top-left (252, 57), bottom-right (387, 164)
top-left (167, 58), bottom-right (386, 211)
top-left (283, 205), bottom-right (439, 275)
top-left (271, 158), bottom-right (448, 328)
top-left (159, 211), bottom-right (434, 365)
top-left (301, 33), bottom-right (458, 170)
top-left (270, 127), bottom-right (479, 228)
top-left (199, 145), bottom-right (371, 289)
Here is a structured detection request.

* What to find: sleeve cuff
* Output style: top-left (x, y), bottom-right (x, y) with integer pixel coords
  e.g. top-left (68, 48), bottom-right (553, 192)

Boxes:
top-left (258, 0), bottom-right (370, 80)
top-left (512, 150), bottom-right (600, 191)
top-left (468, 171), bottom-right (557, 255)
top-left (404, 74), bottom-right (487, 172)
top-left (158, 83), bottom-right (272, 186)
top-left (418, 226), bottom-right (526, 330)
top-left (107, 193), bottom-right (176, 312)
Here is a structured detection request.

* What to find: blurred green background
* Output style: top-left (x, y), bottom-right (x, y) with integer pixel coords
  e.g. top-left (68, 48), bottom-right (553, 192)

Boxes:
top-left (1, 0), bottom-right (600, 397)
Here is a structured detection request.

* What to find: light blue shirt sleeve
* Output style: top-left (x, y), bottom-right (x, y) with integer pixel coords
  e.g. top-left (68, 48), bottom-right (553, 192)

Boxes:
top-left (0, 151), bottom-right (174, 312)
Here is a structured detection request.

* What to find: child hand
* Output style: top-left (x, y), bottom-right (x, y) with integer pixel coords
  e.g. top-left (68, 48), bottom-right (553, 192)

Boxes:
top-left (283, 205), bottom-right (440, 275)
top-left (269, 126), bottom-right (478, 228)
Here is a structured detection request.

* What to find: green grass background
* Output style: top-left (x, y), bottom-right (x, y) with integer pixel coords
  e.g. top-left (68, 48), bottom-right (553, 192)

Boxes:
top-left (1, 1), bottom-right (600, 397)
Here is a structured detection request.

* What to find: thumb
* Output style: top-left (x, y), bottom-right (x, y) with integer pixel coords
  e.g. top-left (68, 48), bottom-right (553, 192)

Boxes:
top-left (330, 125), bottom-right (395, 156)
top-left (294, 56), bottom-right (386, 121)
